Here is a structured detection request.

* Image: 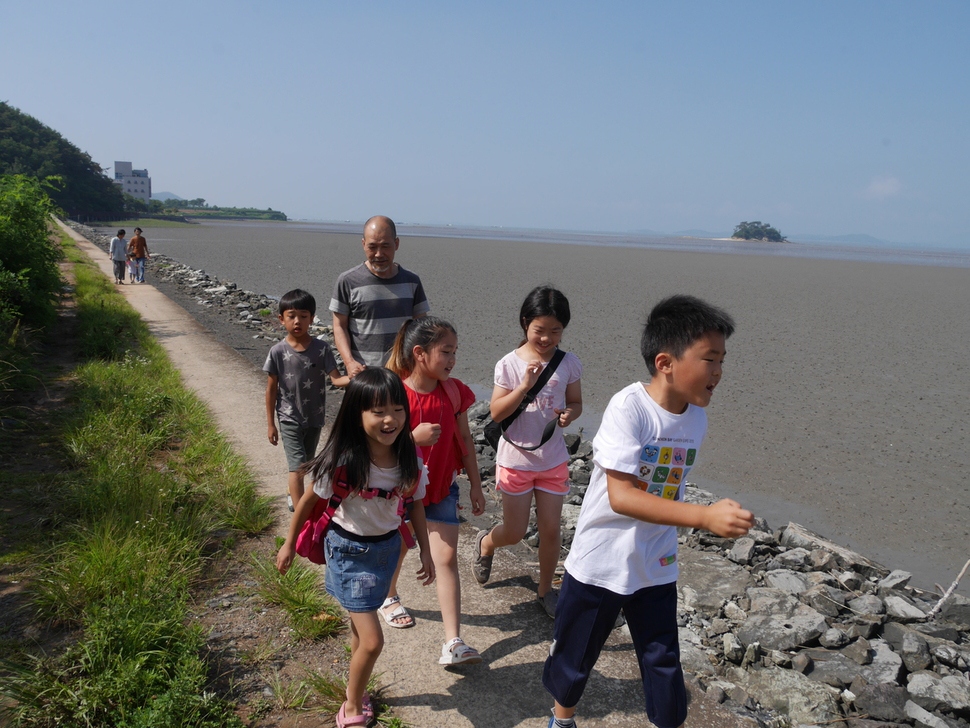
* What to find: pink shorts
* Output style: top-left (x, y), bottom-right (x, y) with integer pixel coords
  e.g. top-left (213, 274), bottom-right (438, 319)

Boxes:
top-left (496, 462), bottom-right (570, 496)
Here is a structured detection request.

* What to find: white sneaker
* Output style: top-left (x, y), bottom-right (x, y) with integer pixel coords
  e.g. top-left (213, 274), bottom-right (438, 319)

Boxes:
top-left (439, 637), bottom-right (482, 665)
top-left (287, 494), bottom-right (294, 512)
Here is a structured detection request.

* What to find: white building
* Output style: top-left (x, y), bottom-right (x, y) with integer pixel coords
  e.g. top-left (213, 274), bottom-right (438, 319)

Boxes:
top-left (113, 161), bottom-right (152, 204)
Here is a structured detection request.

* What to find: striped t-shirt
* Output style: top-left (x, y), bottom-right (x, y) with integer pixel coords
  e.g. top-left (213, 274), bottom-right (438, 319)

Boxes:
top-left (329, 263), bottom-right (430, 366)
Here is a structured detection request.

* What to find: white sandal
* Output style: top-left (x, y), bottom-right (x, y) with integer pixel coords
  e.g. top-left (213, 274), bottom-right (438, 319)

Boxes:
top-left (379, 596), bottom-right (415, 629)
top-left (439, 637), bottom-right (482, 665)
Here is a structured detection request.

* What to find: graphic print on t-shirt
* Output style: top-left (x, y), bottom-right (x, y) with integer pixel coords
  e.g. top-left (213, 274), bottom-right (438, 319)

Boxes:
top-left (636, 439), bottom-right (698, 500)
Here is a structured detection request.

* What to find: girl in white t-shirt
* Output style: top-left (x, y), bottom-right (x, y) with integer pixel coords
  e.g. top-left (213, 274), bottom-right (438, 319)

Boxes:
top-left (276, 368), bottom-right (434, 728)
top-left (473, 286), bottom-right (583, 618)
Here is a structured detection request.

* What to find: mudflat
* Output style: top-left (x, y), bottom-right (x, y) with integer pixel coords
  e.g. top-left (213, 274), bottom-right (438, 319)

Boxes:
top-left (133, 222), bottom-right (970, 594)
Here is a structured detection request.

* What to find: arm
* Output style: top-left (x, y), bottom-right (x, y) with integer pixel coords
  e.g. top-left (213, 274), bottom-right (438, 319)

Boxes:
top-left (489, 360), bottom-right (541, 422)
top-left (331, 312), bottom-right (365, 378)
top-left (457, 411), bottom-right (485, 515)
top-left (276, 489), bottom-right (323, 574)
top-left (265, 374), bottom-right (279, 445)
top-left (406, 501), bottom-right (436, 585)
top-left (605, 469), bottom-right (753, 538)
top-left (326, 368), bottom-right (350, 389)
top-left (412, 421), bottom-right (441, 447)
top-left (555, 379), bottom-right (583, 427)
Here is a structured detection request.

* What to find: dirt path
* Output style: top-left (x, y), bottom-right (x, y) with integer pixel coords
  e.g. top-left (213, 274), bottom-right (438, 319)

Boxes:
top-left (61, 221), bottom-right (751, 728)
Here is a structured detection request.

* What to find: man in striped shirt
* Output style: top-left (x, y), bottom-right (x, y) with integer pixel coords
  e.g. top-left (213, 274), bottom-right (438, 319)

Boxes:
top-left (329, 216), bottom-right (430, 377)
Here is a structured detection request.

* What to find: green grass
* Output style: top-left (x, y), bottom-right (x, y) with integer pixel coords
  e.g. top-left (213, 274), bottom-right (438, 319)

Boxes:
top-left (91, 218), bottom-right (196, 228)
top-left (0, 235), bottom-right (273, 726)
top-left (250, 553), bottom-right (345, 641)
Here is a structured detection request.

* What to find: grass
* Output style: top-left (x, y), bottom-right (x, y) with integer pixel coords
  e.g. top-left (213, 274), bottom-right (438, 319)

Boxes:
top-left (89, 218), bottom-right (197, 228)
top-left (250, 551), bottom-right (345, 641)
top-left (0, 233), bottom-right (273, 726)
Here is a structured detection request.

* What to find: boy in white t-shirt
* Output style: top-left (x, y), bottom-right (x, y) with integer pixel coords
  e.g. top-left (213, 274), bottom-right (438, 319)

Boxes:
top-left (542, 295), bottom-right (754, 728)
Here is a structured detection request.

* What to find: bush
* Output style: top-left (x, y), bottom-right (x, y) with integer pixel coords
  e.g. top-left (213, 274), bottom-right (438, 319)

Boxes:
top-left (732, 220), bottom-right (786, 242)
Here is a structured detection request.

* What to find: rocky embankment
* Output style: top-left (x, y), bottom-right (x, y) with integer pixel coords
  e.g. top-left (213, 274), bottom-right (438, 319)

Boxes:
top-left (73, 222), bottom-right (970, 728)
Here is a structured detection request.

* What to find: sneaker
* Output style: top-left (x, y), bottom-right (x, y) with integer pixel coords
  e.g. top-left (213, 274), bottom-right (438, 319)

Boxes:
top-left (438, 637), bottom-right (482, 666)
top-left (547, 715), bottom-right (577, 727)
top-left (537, 589), bottom-right (559, 619)
top-left (287, 494), bottom-right (294, 512)
top-left (472, 529), bottom-right (493, 584)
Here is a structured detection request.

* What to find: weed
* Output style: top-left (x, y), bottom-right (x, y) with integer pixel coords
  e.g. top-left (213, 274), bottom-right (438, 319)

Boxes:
top-left (250, 554), bottom-right (344, 640)
top-left (264, 668), bottom-right (312, 710)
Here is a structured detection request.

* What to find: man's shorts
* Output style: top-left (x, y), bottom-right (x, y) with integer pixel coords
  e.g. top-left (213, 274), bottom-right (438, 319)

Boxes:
top-left (278, 421), bottom-right (322, 472)
top-left (543, 573), bottom-right (686, 728)
top-left (423, 481), bottom-right (460, 525)
top-left (496, 462), bottom-right (569, 496)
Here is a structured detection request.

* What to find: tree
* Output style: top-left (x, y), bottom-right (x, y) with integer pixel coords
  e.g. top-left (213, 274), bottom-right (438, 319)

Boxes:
top-left (732, 221), bottom-right (786, 242)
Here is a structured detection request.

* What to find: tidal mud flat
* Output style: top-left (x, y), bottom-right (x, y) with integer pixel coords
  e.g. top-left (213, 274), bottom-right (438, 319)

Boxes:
top-left (88, 220), bottom-right (970, 596)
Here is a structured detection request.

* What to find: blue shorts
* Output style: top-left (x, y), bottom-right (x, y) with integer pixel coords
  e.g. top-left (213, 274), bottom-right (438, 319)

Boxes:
top-left (278, 421), bottom-right (322, 472)
top-left (323, 524), bottom-right (400, 612)
top-left (423, 481), bottom-right (460, 525)
top-left (543, 573), bottom-right (686, 728)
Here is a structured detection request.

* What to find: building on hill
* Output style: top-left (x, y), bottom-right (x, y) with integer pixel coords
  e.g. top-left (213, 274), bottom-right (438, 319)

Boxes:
top-left (113, 161), bottom-right (152, 203)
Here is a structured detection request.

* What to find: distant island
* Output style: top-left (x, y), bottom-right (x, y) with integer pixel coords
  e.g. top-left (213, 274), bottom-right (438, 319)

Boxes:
top-left (732, 221), bottom-right (787, 242)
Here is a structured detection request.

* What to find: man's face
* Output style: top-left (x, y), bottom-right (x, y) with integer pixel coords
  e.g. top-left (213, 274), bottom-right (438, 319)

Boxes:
top-left (362, 226), bottom-right (399, 277)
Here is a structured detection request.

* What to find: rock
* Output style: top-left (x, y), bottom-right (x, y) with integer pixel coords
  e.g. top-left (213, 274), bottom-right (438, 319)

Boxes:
top-left (905, 700), bottom-right (953, 728)
top-left (780, 522), bottom-right (889, 579)
top-left (792, 652), bottom-right (813, 673)
top-left (737, 589), bottom-right (828, 651)
top-left (801, 584), bottom-right (846, 618)
top-left (842, 637), bottom-right (873, 666)
top-left (878, 570), bottom-right (913, 591)
top-left (560, 504), bottom-right (582, 532)
top-left (941, 594), bottom-right (970, 630)
top-left (801, 647), bottom-right (865, 689)
top-left (932, 642), bottom-right (970, 671)
top-left (901, 631), bottom-right (933, 672)
top-left (723, 632), bottom-right (744, 663)
top-left (907, 671), bottom-right (970, 716)
top-left (858, 638), bottom-right (903, 685)
top-left (820, 627), bottom-right (850, 649)
top-left (848, 594), bottom-right (885, 616)
top-left (885, 594), bottom-right (928, 622)
top-left (728, 537), bottom-right (757, 565)
top-left (810, 548), bottom-right (839, 571)
top-left (562, 433), bottom-right (581, 454)
top-left (678, 549), bottom-right (755, 617)
top-left (838, 570), bottom-right (864, 591)
top-left (723, 600), bottom-right (747, 622)
top-left (764, 569), bottom-right (810, 594)
top-left (727, 665), bottom-right (843, 725)
top-left (854, 682), bottom-right (908, 723)
top-left (767, 547), bottom-right (813, 571)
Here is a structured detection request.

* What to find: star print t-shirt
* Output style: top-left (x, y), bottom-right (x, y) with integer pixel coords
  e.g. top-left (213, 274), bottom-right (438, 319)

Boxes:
top-left (263, 338), bottom-right (338, 428)
top-left (564, 382), bottom-right (708, 594)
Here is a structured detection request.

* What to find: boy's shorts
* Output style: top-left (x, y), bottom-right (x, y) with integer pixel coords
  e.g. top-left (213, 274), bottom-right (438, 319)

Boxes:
top-left (543, 573), bottom-right (686, 728)
top-left (496, 462), bottom-right (569, 496)
top-left (278, 421), bottom-right (322, 472)
top-left (423, 481), bottom-right (460, 525)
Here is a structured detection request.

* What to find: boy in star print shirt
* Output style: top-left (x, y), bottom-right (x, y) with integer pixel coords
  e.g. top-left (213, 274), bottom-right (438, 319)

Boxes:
top-left (264, 289), bottom-right (349, 511)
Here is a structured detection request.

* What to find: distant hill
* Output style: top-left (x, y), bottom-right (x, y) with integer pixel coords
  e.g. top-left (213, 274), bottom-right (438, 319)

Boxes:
top-left (0, 102), bottom-right (125, 219)
top-left (152, 191), bottom-right (184, 202)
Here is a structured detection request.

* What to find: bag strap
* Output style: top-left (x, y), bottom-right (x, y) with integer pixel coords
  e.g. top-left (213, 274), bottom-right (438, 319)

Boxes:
top-left (498, 349), bottom-right (566, 452)
top-left (439, 378), bottom-right (469, 462)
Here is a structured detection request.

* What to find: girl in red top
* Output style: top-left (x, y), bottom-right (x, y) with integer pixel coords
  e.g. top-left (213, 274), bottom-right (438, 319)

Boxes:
top-left (386, 316), bottom-right (486, 665)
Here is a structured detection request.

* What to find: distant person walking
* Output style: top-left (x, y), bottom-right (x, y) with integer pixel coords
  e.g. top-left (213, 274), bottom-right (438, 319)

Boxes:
top-left (108, 229), bottom-right (128, 284)
top-left (329, 216), bottom-right (430, 377)
top-left (127, 227), bottom-right (150, 283)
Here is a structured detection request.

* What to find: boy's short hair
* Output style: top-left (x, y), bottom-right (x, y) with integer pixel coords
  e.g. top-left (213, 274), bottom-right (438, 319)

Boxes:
top-left (117, 229), bottom-right (126, 237)
top-left (278, 289), bottom-right (316, 316)
top-left (640, 295), bottom-right (735, 375)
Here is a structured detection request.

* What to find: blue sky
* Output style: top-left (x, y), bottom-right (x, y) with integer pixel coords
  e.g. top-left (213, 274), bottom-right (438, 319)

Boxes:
top-left (3, 1), bottom-right (968, 246)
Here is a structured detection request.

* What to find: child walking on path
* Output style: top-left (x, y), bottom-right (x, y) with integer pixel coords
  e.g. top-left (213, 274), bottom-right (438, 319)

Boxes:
top-left (108, 229), bottom-right (127, 284)
top-left (265, 289), bottom-right (349, 512)
top-left (385, 316), bottom-right (487, 665)
top-left (543, 295), bottom-right (753, 728)
top-left (473, 286), bottom-right (583, 619)
top-left (276, 368), bottom-right (435, 728)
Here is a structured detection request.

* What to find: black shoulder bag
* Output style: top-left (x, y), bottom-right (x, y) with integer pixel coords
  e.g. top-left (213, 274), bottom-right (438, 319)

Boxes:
top-left (483, 349), bottom-right (566, 452)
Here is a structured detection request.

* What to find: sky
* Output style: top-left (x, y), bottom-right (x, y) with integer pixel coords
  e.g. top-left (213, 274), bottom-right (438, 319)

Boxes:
top-left (3, 1), bottom-right (969, 247)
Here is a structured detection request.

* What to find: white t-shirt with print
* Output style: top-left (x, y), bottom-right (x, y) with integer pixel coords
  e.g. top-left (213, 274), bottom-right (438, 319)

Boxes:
top-left (493, 350), bottom-right (582, 471)
top-left (313, 461), bottom-right (428, 537)
top-left (564, 382), bottom-right (707, 595)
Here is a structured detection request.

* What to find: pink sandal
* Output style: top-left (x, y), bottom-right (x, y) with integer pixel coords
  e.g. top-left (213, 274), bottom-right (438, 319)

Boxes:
top-left (336, 701), bottom-right (370, 727)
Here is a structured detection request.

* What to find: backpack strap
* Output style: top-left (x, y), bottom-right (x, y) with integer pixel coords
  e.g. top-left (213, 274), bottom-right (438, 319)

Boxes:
top-left (439, 379), bottom-right (469, 461)
top-left (396, 491), bottom-right (417, 549)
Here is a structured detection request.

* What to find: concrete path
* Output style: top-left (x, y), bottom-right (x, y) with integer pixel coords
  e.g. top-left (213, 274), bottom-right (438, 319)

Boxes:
top-left (62, 221), bottom-right (749, 728)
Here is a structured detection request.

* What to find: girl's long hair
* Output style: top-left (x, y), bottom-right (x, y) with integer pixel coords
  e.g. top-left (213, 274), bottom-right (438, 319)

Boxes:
top-left (385, 316), bottom-right (457, 379)
top-left (303, 368), bottom-right (419, 495)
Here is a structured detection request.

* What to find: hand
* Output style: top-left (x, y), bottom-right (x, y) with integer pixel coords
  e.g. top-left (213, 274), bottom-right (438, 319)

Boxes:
top-left (554, 407), bottom-right (575, 428)
top-left (703, 499), bottom-right (754, 538)
top-left (276, 542), bottom-right (295, 575)
top-left (412, 422), bottom-right (441, 447)
top-left (469, 483), bottom-right (486, 516)
top-left (520, 359), bottom-right (542, 390)
top-left (346, 361), bottom-right (365, 378)
top-left (415, 549), bottom-right (436, 585)
top-left (268, 424), bottom-right (279, 446)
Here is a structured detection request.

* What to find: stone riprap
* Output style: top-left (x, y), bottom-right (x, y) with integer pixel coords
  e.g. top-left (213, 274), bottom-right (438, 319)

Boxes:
top-left (71, 222), bottom-right (970, 728)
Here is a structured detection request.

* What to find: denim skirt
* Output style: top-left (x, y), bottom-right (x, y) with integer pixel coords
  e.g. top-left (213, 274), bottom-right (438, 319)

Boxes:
top-left (324, 525), bottom-right (400, 612)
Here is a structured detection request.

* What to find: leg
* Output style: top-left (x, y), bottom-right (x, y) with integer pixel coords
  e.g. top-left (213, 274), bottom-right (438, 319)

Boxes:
top-left (428, 520), bottom-right (462, 641)
top-left (287, 471), bottom-right (303, 508)
top-left (378, 541), bottom-right (415, 628)
top-left (481, 490), bottom-right (533, 555)
top-left (345, 610), bottom-right (384, 719)
top-left (533, 490), bottom-right (564, 598)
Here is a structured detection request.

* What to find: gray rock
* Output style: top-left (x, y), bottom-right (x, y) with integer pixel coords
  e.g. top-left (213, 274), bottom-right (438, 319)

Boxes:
top-left (792, 652), bottom-right (813, 673)
top-left (723, 632), bottom-right (744, 663)
top-left (820, 627), bottom-right (851, 649)
top-left (679, 549), bottom-right (755, 617)
top-left (765, 569), bottom-right (810, 594)
top-left (838, 570), bottom-right (864, 591)
top-left (768, 547), bottom-right (813, 571)
top-left (802, 584), bottom-right (846, 618)
top-left (737, 594), bottom-right (828, 651)
top-left (728, 537), bottom-right (757, 565)
top-left (905, 700), bottom-right (952, 728)
top-left (678, 627), bottom-right (717, 676)
top-left (901, 631), bottom-right (933, 672)
top-left (941, 594), bottom-right (970, 630)
top-left (727, 665), bottom-right (843, 725)
top-left (878, 570), bottom-right (913, 591)
top-left (907, 671), bottom-right (970, 716)
top-left (801, 647), bottom-right (867, 689)
top-left (560, 504), bottom-right (582, 532)
top-left (841, 637), bottom-right (873, 666)
top-left (723, 600), bottom-right (748, 622)
top-left (858, 639), bottom-right (903, 685)
top-left (780, 522), bottom-right (889, 579)
top-left (810, 548), bottom-right (839, 571)
top-left (847, 594), bottom-right (885, 616)
top-left (885, 594), bottom-right (928, 622)
top-left (932, 642), bottom-right (970, 671)
top-left (854, 682), bottom-right (909, 723)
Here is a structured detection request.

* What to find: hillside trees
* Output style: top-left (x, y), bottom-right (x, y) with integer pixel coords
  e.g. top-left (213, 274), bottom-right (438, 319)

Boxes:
top-left (0, 102), bottom-right (124, 220)
top-left (733, 221), bottom-right (786, 242)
